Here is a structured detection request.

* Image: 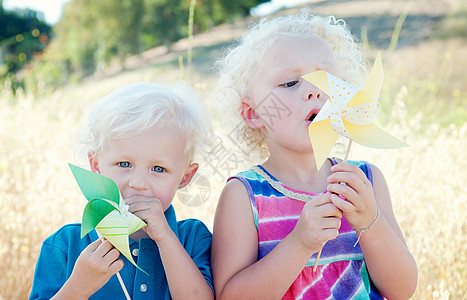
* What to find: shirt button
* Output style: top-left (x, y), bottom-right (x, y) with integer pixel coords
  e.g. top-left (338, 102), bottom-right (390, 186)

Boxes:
top-left (140, 283), bottom-right (147, 292)
top-left (132, 248), bottom-right (139, 256)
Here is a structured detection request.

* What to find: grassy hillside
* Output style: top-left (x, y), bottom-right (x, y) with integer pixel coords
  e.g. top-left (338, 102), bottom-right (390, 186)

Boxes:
top-left (1, 0), bottom-right (466, 298)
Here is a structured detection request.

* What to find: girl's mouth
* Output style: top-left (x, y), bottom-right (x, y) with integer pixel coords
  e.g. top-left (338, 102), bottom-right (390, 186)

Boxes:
top-left (306, 109), bottom-right (320, 124)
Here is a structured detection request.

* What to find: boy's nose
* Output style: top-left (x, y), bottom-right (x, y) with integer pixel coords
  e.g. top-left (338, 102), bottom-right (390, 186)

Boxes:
top-left (128, 171), bottom-right (149, 190)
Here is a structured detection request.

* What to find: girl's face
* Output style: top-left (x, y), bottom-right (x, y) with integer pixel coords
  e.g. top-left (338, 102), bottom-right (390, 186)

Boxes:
top-left (89, 126), bottom-right (198, 211)
top-left (247, 34), bottom-right (338, 154)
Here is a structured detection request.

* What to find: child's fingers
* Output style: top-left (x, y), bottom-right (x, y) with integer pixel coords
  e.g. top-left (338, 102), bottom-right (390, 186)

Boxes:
top-left (330, 193), bottom-right (355, 212)
top-left (308, 192), bottom-right (333, 206)
top-left (109, 259), bottom-right (124, 274)
top-left (102, 248), bottom-right (121, 266)
top-left (318, 202), bottom-right (343, 219)
top-left (84, 238), bottom-right (103, 253)
top-left (126, 196), bottom-right (163, 214)
top-left (94, 239), bottom-right (115, 257)
top-left (322, 215), bottom-right (342, 230)
top-left (331, 162), bottom-right (368, 182)
top-left (321, 228), bottom-right (340, 242)
top-left (327, 182), bottom-right (359, 204)
top-left (328, 170), bottom-right (368, 192)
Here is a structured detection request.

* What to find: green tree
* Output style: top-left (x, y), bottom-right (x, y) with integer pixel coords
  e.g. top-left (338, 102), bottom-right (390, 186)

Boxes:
top-left (0, 6), bottom-right (51, 71)
top-left (9, 0), bottom-right (270, 95)
top-left (0, 5), bottom-right (51, 94)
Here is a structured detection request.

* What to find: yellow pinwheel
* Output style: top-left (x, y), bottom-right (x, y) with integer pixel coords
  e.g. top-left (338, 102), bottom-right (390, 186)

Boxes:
top-left (302, 52), bottom-right (408, 170)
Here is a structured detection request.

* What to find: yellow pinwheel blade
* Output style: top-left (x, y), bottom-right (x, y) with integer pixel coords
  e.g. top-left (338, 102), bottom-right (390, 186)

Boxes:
top-left (348, 53), bottom-right (383, 107)
top-left (344, 121), bottom-right (408, 149)
top-left (96, 211), bottom-right (146, 269)
top-left (301, 70), bottom-right (330, 95)
top-left (309, 120), bottom-right (339, 170)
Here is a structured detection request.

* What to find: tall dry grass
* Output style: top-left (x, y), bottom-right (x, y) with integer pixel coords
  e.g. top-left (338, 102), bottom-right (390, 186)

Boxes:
top-left (0, 34), bottom-right (466, 300)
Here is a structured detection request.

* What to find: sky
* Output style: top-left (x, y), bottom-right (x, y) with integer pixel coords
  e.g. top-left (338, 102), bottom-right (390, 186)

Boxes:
top-left (4, 0), bottom-right (69, 24)
top-left (251, 0), bottom-right (313, 16)
top-left (3, 0), bottom-right (314, 25)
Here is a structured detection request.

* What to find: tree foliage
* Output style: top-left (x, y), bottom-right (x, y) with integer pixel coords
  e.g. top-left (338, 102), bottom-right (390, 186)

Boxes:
top-left (3, 0), bottom-right (268, 95)
top-left (0, 4), bottom-right (51, 93)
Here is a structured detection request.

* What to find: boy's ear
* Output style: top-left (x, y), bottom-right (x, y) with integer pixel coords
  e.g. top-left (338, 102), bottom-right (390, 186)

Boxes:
top-left (88, 153), bottom-right (101, 174)
top-left (178, 163), bottom-right (199, 189)
top-left (240, 100), bottom-right (264, 129)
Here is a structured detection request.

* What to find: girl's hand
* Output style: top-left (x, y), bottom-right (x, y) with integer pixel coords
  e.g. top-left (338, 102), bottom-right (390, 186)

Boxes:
top-left (291, 192), bottom-right (342, 254)
top-left (65, 239), bottom-right (123, 298)
top-left (125, 196), bottom-right (171, 245)
top-left (326, 162), bottom-right (378, 230)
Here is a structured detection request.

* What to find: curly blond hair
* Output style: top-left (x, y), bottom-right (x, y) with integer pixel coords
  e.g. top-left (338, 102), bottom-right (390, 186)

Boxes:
top-left (79, 82), bottom-right (211, 162)
top-left (215, 12), bottom-right (367, 162)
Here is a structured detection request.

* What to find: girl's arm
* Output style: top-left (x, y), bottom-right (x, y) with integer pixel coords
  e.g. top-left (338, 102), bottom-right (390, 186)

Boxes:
top-left (328, 163), bottom-right (418, 300)
top-left (212, 179), bottom-right (342, 299)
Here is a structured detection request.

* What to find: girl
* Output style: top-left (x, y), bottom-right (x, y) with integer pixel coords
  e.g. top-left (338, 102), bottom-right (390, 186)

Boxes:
top-left (30, 83), bottom-right (214, 299)
top-left (211, 13), bottom-right (417, 299)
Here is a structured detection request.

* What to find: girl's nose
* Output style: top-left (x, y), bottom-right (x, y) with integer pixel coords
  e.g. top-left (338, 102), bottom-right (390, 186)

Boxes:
top-left (307, 92), bottom-right (321, 100)
top-left (304, 84), bottom-right (322, 101)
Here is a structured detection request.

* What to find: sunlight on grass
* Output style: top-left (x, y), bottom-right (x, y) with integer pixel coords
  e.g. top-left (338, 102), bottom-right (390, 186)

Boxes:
top-left (1, 35), bottom-right (466, 300)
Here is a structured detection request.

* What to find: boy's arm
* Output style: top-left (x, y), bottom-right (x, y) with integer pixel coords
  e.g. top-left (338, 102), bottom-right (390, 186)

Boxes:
top-left (157, 225), bottom-right (214, 299)
top-left (126, 197), bottom-right (214, 300)
top-left (52, 239), bottom-right (123, 300)
top-left (29, 240), bottom-right (69, 300)
top-left (30, 237), bottom-right (123, 300)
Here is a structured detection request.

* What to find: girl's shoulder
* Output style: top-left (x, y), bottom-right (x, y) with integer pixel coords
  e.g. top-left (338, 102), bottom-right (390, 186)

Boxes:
top-left (229, 167), bottom-right (263, 181)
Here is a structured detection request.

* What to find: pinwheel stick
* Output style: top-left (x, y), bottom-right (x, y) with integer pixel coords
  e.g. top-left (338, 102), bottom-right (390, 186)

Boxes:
top-left (96, 231), bottom-right (131, 300)
top-left (313, 140), bottom-right (353, 272)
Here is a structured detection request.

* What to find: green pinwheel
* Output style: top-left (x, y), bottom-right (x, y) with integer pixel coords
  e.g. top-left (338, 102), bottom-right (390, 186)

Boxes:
top-left (69, 164), bottom-right (147, 274)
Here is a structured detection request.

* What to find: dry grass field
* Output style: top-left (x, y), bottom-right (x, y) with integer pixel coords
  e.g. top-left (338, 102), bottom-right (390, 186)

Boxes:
top-left (1, 0), bottom-right (466, 299)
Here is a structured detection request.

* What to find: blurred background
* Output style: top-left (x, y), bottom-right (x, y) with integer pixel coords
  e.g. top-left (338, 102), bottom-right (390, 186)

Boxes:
top-left (0, 0), bottom-right (466, 298)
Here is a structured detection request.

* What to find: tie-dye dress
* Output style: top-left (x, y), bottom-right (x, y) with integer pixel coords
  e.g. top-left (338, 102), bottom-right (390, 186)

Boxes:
top-left (229, 160), bottom-right (383, 299)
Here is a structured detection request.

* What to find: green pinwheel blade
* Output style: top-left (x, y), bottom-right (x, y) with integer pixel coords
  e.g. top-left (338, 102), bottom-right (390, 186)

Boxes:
top-left (69, 164), bottom-right (121, 206)
top-left (81, 198), bottom-right (119, 238)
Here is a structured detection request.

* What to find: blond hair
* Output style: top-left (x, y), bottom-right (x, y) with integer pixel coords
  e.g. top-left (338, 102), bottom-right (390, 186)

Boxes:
top-left (79, 82), bottom-right (211, 161)
top-left (216, 12), bottom-right (367, 161)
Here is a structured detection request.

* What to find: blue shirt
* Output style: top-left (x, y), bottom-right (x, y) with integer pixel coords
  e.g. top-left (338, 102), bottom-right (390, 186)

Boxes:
top-left (29, 205), bottom-right (213, 299)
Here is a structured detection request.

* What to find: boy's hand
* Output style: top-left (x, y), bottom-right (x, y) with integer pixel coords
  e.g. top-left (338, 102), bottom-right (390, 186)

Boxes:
top-left (66, 239), bottom-right (123, 298)
top-left (326, 162), bottom-right (378, 230)
top-left (125, 196), bottom-right (172, 245)
top-left (291, 192), bottom-right (342, 254)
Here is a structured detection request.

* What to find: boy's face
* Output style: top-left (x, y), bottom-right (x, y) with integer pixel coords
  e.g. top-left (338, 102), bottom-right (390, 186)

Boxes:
top-left (89, 126), bottom-right (198, 211)
top-left (245, 35), bottom-right (338, 154)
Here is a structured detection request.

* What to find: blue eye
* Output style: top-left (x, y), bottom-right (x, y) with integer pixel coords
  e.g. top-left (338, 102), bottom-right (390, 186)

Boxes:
top-left (281, 80), bottom-right (299, 88)
top-left (152, 166), bottom-right (165, 173)
top-left (118, 162), bottom-right (131, 168)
